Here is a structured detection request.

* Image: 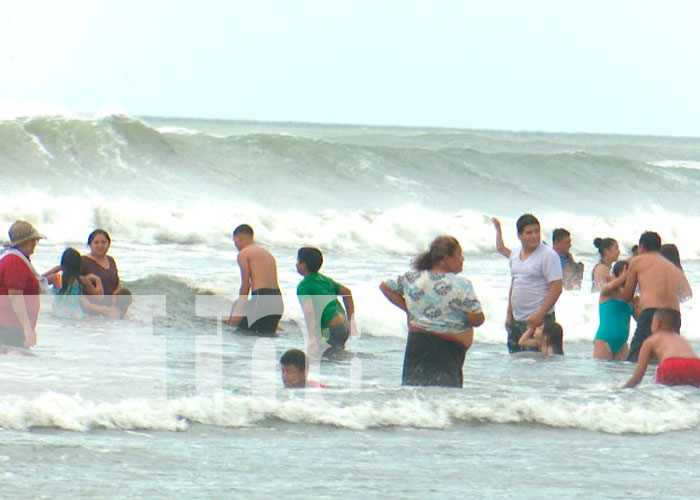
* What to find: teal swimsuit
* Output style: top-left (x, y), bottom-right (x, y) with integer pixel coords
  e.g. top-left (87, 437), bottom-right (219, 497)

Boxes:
top-left (594, 299), bottom-right (633, 354)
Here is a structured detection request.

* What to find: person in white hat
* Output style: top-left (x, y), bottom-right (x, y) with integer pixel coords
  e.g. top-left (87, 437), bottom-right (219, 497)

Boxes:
top-left (0, 220), bottom-right (45, 352)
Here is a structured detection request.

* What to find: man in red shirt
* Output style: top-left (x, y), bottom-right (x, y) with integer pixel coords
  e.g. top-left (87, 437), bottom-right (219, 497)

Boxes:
top-left (0, 221), bottom-right (45, 352)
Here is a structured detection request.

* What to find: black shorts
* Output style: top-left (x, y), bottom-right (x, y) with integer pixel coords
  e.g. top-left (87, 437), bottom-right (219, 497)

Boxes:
top-left (506, 313), bottom-right (556, 353)
top-left (238, 288), bottom-right (284, 335)
top-left (402, 331), bottom-right (467, 388)
top-left (324, 323), bottom-right (349, 349)
top-left (627, 308), bottom-right (681, 362)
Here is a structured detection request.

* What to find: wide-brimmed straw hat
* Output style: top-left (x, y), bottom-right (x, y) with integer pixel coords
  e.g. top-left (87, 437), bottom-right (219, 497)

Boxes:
top-left (6, 220), bottom-right (45, 248)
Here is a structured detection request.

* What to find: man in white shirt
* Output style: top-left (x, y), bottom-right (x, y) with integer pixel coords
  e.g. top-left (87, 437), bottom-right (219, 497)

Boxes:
top-left (506, 214), bottom-right (563, 353)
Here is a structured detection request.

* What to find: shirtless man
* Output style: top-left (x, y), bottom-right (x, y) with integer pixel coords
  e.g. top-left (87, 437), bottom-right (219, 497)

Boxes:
top-left (623, 308), bottom-right (700, 388)
top-left (227, 224), bottom-right (284, 334)
top-left (620, 231), bottom-right (680, 362)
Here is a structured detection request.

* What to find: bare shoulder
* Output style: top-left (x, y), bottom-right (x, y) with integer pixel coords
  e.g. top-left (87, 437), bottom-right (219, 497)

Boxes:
top-left (243, 244), bottom-right (276, 261)
top-left (639, 333), bottom-right (661, 358)
top-left (237, 245), bottom-right (252, 261)
top-left (627, 255), bottom-right (643, 269)
top-left (253, 244), bottom-right (275, 260)
top-left (653, 331), bottom-right (686, 349)
top-left (644, 332), bottom-right (662, 347)
top-left (657, 331), bottom-right (694, 357)
top-left (659, 253), bottom-right (678, 270)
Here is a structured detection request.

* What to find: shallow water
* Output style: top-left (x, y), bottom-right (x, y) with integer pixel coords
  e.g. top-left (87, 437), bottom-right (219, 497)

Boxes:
top-left (3, 117), bottom-right (700, 498)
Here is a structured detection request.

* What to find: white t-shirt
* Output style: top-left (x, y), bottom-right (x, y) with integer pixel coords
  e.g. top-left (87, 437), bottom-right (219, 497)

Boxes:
top-left (509, 243), bottom-right (563, 321)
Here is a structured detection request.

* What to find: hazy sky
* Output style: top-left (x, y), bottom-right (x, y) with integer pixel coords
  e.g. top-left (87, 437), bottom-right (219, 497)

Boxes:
top-left (2, 0), bottom-right (699, 136)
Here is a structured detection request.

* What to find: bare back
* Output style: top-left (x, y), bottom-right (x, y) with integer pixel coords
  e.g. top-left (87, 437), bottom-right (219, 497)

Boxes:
top-left (238, 244), bottom-right (280, 292)
top-left (647, 331), bottom-right (698, 362)
top-left (625, 253), bottom-right (680, 311)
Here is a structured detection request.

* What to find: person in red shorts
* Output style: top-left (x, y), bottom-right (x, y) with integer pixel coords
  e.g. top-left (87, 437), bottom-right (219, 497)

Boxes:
top-left (624, 308), bottom-right (700, 388)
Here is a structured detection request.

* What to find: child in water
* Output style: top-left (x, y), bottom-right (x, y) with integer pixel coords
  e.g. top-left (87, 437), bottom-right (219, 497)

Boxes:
top-left (50, 248), bottom-right (97, 319)
top-left (48, 248), bottom-right (129, 319)
top-left (518, 322), bottom-right (565, 355)
top-left (296, 247), bottom-right (355, 355)
top-left (279, 349), bottom-right (325, 388)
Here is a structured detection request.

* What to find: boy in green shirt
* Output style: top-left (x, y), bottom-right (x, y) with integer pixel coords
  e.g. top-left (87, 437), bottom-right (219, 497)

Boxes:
top-left (296, 247), bottom-right (355, 354)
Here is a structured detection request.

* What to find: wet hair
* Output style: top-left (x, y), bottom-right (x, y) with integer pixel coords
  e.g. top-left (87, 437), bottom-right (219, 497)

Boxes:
top-left (653, 308), bottom-right (680, 333)
top-left (114, 288), bottom-right (133, 313)
top-left (297, 247), bottom-right (323, 273)
top-left (413, 236), bottom-right (460, 271)
top-left (516, 214), bottom-right (540, 235)
top-left (233, 224), bottom-right (254, 237)
top-left (661, 243), bottom-right (682, 270)
top-left (593, 237), bottom-right (617, 257)
top-left (552, 228), bottom-right (570, 245)
top-left (612, 260), bottom-right (629, 277)
top-left (543, 322), bottom-right (564, 355)
top-left (639, 231), bottom-right (661, 252)
top-left (280, 348), bottom-right (306, 371)
top-left (87, 229), bottom-right (111, 246)
top-left (59, 248), bottom-right (82, 295)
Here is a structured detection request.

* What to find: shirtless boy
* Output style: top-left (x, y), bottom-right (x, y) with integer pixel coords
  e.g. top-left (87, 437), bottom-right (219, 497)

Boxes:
top-left (620, 232), bottom-right (680, 362)
top-left (227, 224), bottom-right (284, 334)
top-left (623, 308), bottom-right (700, 388)
top-left (279, 348), bottom-right (324, 388)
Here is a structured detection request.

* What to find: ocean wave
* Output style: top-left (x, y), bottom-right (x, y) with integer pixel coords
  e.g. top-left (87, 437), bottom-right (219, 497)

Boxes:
top-left (4, 114), bottom-right (700, 261)
top-left (6, 191), bottom-right (700, 262)
top-left (2, 389), bottom-right (698, 434)
top-left (4, 114), bottom-right (700, 218)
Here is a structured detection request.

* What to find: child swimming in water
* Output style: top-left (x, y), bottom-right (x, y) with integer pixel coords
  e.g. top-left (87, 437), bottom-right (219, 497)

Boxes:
top-left (518, 322), bottom-right (564, 355)
top-left (624, 308), bottom-right (700, 388)
top-left (279, 349), bottom-right (325, 388)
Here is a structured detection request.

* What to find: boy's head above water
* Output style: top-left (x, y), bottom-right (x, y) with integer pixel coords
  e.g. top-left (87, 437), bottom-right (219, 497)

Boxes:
top-left (280, 348), bottom-right (307, 388)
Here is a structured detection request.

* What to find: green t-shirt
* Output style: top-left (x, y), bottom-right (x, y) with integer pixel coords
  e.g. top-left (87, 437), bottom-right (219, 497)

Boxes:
top-left (296, 273), bottom-right (346, 330)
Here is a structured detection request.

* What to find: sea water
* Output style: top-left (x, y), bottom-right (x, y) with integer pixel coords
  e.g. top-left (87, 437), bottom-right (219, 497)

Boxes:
top-left (1, 115), bottom-right (700, 499)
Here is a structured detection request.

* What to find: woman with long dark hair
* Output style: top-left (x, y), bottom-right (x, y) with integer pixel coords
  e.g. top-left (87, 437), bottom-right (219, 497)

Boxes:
top-left (380, 236), bottom-right (485, 387)
top-left (591, 237), bottom-right (620, 292)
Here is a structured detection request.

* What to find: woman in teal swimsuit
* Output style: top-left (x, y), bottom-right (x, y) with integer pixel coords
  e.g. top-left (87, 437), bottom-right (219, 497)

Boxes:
top-left (593, 260), bottom-right (637, 360)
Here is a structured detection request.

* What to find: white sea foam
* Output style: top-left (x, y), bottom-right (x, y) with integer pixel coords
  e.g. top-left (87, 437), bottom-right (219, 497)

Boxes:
top-left (651, 160), bottom-right (700, 170)
top-left (156, 126), bottom-right (200, 136)
top-left (4, 191), bottom-right (700, 260)
top-left (2, 389), bottom-right (699, 434)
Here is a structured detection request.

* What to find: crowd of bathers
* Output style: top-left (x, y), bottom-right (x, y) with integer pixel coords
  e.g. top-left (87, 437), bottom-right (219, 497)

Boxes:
top-left (2, 217), bottom-right (699, 390)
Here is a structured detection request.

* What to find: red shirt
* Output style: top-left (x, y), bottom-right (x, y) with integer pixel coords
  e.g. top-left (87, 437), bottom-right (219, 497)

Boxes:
top-left (0, 254), bottom-right (41, 328)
